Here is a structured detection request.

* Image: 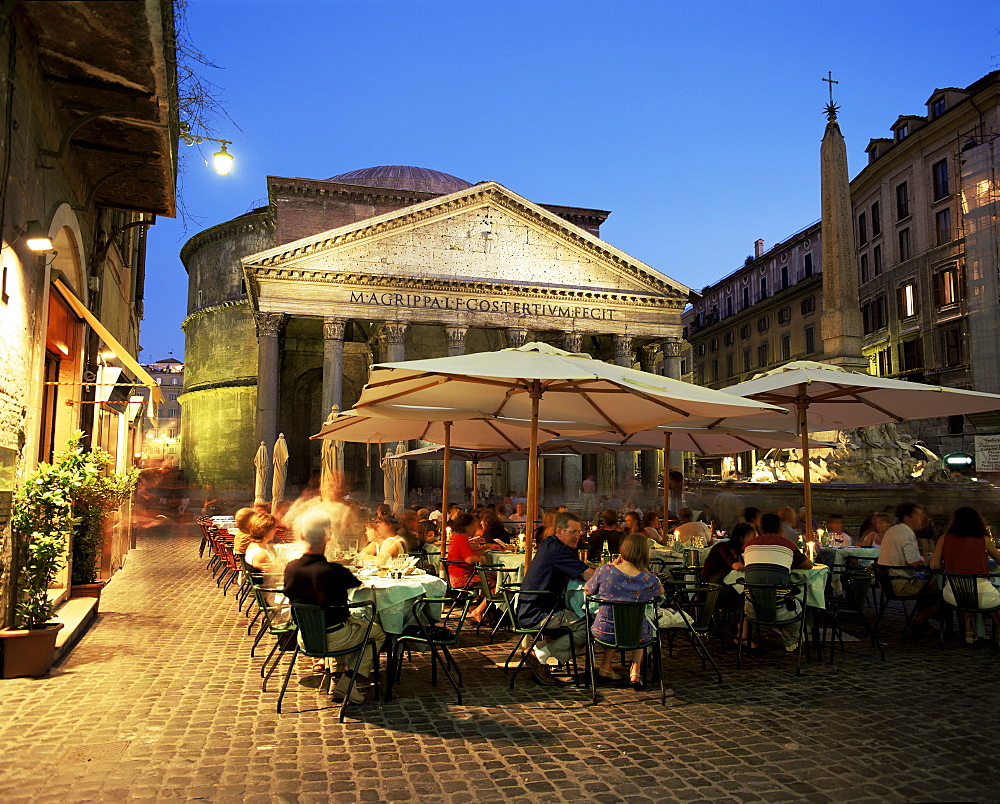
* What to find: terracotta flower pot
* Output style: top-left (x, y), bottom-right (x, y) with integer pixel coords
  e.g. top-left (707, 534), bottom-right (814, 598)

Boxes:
top-left (0, 623), bottom-right (64, 679)
top-left (70, 581), bottom-right (106, 600)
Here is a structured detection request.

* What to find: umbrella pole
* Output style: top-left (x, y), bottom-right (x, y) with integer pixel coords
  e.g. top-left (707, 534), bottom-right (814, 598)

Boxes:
top-left (441, 422), bottom-right (451, 561)
top-left (525, 385), bottom-right (541, 569)
top-left (797, 387), bottom-right (814, 542)
top-left (472, 460), bottom-right (478, 509)
top-left (662, 431), bottom-right (671, 524)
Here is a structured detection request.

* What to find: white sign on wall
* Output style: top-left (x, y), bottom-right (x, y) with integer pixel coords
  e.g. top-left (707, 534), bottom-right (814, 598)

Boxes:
top-left (974, 434), bottom-right (1000, 472)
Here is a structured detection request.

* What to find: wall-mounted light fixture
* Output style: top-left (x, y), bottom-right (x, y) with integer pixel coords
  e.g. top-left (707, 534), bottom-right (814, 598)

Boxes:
top-left (180, 123), bottom-right (235, 175)
top-left (23, 221), bottom-right (54, 252)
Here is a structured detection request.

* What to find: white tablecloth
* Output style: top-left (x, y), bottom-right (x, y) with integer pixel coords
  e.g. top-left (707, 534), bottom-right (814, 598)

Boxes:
top-left (818, 546), bottom-right (880, 568)
top-left (724, 564), bottom-right (831, 609)
top-left (349, 574), bottom-right (447, 635)
top-left (486, 551), bottom-right (526, 584)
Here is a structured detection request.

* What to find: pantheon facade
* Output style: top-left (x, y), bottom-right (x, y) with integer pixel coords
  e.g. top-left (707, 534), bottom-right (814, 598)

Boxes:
top-left (180, 166), bottom-right (690, 504)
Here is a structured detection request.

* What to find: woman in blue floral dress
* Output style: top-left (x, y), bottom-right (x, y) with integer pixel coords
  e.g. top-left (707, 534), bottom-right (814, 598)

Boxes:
top-left (584, 533), bottom-right (663, 689)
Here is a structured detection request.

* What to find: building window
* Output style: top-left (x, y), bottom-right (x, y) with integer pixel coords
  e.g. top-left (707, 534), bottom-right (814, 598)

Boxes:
top-left (860, 253), bottom-right (870, 284)
top-left (781, 265), bottom-right (789, 289)
top-left (682, 327), bottom-right (689, 339)
top-left (740, 324), bottom-right (751, 340)
top-left (877, 347), bottom-right (893, 376)
top-left (757, 316), bottom-right (769, 333)
top-left (934, 265), bottom-right (960, 307)
top-left (800, 296), bottom-right (815, 316)
top-left (742, 348), bottom-right (751, 373)
top-left (726, 353), bottom-right (734, 377)
top-left (726, 297), bottom-right (733, 318)
top-left (711, 359), bottom-right (719, 382)
top-left (803, 253), bottom-right (813, 277)
top-left (935, 208), bottom-right (952, 245)
top-left (896, 181), bottom-right (910, 220)
top-left (680, 358), bottom-right (688, 375)
top-left (777, 307), bottom-right (791, 325)
top-left (931, 97), bottom-right (946, 118)
top-left (932, 159), bottom-right (949, 200)
top-left (857, 212), bottom-right (868, 246)
top-left (862, 296), bottom-right (888, 334)
top-left (696, 344), bottom-right (706, 357)
top-left (900, 338), bottom-right (923, 372)
top-left (943, 327), bottom-right (963, 367)
top-left (896, 123), bottom-right (909, 141)
top-left (724, 331), bottom-right (734, 346)
top-left (948, 414), bottom-right (964, 434)
top-left (710, 337), bottom-right (719, 352)
top-left (873, 244), bottom-right (882, 275)
top-left (804, 325), bottom-right (816, 354)
top-left (780, 333), bottom-right (791, 361)
top-left (759, 276), bottom-right (768, 301)
top-left (758, 342), bottom-right (769, 367)
top-left (742, 287), bottom-right (750, 310)
top-left (899, 282), bottom-right (917, 318)
top-left (871, 201), bottom-right (881, 237)
top-left (898, 228), bottom-right (911, 262)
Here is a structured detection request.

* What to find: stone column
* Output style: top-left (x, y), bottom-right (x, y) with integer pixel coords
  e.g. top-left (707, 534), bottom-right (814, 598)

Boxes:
top-left (445, 325), bottom-right (468, 357)
top-left (254, 311), bottom-right (287, 496)
top-left (322, 317), bottom-right (346, 416)
top-left (612, 334), bottom-right (635, 497)
top-left (506, 328), bottom-right (530, 349)
top-left (563, 331), bottom-right (583, 353)
top-left (638, 343), bottom-right (661, 507)
top-left (660, 336), bottom-right (684, 485)
top-left (380, 321), bottom-right (408, 363)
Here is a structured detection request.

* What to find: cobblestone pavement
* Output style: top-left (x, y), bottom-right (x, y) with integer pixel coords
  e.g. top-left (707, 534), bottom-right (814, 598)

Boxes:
top-left (1, 520), bottom-right (998, 803)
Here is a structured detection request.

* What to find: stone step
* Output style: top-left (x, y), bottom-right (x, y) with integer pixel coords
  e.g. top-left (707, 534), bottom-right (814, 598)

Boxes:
top-left (52, 597), bottom-right (99, 662)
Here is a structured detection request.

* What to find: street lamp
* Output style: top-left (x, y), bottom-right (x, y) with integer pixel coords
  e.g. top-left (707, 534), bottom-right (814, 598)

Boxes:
top-left (179, 123), bottom-right (235, 176)
top-left (212, 143), bottom-right (234, 175)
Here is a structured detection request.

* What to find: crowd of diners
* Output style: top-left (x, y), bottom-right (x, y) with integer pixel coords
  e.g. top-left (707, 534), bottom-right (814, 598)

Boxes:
top-left (219, 487), bottom-right (999, 705)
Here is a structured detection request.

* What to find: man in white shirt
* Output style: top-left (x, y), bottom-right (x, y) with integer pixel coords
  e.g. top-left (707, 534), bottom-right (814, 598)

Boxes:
top-left (825, 514), bottom-right (852, 547)
top-left (877, 502), bottom-right (939, 633)
top-left (509, 502), bottom-right (527, 523)
top-left (673, 508), bottom-right (711, 544)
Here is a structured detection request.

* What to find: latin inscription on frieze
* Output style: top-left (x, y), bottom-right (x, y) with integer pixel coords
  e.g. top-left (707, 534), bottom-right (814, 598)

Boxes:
top-left (348, 292), bottom-right (615, 320)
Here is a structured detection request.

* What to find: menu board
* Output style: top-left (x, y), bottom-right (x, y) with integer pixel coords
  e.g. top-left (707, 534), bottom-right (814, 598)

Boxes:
top-left (974, 434), bottom-right (1000, 472)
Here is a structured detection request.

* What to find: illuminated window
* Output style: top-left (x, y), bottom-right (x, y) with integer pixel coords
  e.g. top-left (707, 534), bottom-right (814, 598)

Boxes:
top-left (935, 266), bottom-right (960, 307)
top-left (899, 282), bottom-right (917, 318)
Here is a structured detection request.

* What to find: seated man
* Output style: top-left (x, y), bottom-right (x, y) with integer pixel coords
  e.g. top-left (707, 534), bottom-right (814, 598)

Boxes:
top-left (674, 507), bottom-right (711, 545)
top-left (283, 510), bottom-right (385, 704)
top-left (741, 513), bottom-right (812, 652)
top-left (877, 502), bottom-right (940, 635)
top-left (777, 506), bottom-right (801, 542)
top-left (825, 514), bottom-right (852, 547)
top-left (509, 502), bottom-right (528, 523)
top-left (517, 512), bottom-right (594, 684)
top-left (587, 508), bottom-right (622, 561)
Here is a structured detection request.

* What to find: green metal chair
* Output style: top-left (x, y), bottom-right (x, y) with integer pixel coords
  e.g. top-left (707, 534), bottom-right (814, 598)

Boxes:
top-left (873, 564), bottom-right (934, 634)
top-left (475, 565), bottom-right (521, 641)
top-left (584, 594), bottom-right (666, 705)
top-left (501, 583), bottom-right (581, 687)
top-left (276, 601), bottom-right (380, 721)
top-left (737, 581), bottom-right (807, 676)
top-left (385, 589), bottom-right (474, 704)
top-left (941, 572), bottom-right (1000, 644)
top-left (660, 582), bottom-right (724, 683)
top-left (824, 567), bottom-right (885, 663)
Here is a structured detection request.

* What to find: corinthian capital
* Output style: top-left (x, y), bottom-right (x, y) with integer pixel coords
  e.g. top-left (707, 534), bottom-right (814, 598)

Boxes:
top-left (563, 331), bottom-right (583, 353)
top-left (381, 321), bottom-right (408, 346)
top-left (506, 328), bottom-right (530, 349)
top-left (444, 325), bottom-right (468, 353)
top-left (323, 317), bottom-right (346, 341)
top-left (661, 336), bottom-right (683, 359)
top-left (254, 311), bottom-right (287, 339)
top-left (613, 334), bottom-right (634, 365)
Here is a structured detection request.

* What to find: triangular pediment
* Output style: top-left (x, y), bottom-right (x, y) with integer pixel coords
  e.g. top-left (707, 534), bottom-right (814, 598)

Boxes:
top-left (242, 181), bottom-right (688, 300)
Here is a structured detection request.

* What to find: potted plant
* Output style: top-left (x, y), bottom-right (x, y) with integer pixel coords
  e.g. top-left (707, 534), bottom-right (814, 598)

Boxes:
top-left (70, 449), bottom-right (140, 599)
top-left (0, 436), bottom-right (91, 678)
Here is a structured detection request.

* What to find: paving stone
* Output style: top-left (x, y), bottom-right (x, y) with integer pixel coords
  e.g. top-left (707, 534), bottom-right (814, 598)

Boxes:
top-left (0, 519), bottom-right (996, 802)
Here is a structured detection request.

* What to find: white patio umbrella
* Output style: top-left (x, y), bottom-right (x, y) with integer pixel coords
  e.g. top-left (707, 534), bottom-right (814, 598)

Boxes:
top-left (272, 433), bottom-right (289, 509)
top-left (253, 441), bottom-right (268, 505)
top-left (353, 342), bottom-right (785, 564)
top-left (311, 407), bottom-right (561, 557)
top-left (716, 360), bottom-right (1000, 537)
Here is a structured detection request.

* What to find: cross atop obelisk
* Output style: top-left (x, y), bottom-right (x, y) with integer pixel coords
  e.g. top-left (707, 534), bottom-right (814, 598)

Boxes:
top-left (822, 71), bottom-right (840, 121)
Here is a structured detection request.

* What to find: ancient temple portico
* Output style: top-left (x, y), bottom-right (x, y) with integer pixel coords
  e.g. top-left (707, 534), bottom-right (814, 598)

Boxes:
top-left (182, 167), bottom-right (689, 505)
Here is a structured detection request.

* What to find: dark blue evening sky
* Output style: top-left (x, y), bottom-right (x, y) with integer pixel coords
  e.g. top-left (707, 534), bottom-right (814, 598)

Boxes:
top-left (139, 0), bottom-right (999, 362)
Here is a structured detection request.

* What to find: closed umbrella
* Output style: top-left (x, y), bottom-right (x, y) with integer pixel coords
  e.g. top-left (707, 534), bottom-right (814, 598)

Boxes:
top-left (253, 441), bottom-right (268, 505)
top-left (272, 433), bottom-right (289, 509)
top-left (320, 404), bottom-right (345, 502)
top-left (353, 342), bottom-right (784, 565)
top-left (381, 445), bottom-right (394, 506)
top-left (717, 360), bottom-right (1000, 537)
top-left (392, 441), bottom-right (407, 515)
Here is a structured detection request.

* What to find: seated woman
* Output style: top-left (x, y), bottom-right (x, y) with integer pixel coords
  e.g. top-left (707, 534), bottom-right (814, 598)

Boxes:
top-left (930, 506), bottom-right (1000, 643)
top-left (642, 511), bottom-right (666, 546)
top-left (624, 511), bottom-right (643, 537)
top-left (701, 522), bottom-right (752, 584)
top-left (359, 516), bottom-right (408, 564)
top-left (584, 533), bottom-right (663, 689)
top-left (244, 512), bottom-right (279, 584)
top-left (480, 508), bottom-right (511, 546)
top-left (446, 513), bottom-right (493, 622)
top-left (856, 512), bottom-right (893, 547)
top-left (587, 508), bottom-right (623, 561)
top-left (232, 506), bottom-right (256, 556)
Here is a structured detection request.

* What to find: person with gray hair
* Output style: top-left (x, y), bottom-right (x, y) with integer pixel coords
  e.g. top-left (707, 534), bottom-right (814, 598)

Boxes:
top-left (283, 510), bottom-right (385, 704)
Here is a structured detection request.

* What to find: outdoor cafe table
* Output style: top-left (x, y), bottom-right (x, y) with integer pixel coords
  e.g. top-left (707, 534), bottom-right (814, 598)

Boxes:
top-left (349, 573), bottom-right (447, 635)
top-left (818, 546), bottom-right (880, 569)
top-left (486, 550), bottom-right (526, 583)
top-left (723, 564), bottom-right (831, 610)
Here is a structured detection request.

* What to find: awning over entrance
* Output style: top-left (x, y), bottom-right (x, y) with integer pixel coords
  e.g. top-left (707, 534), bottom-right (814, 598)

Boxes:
top-left (52, 276), bottom-right (165, 405)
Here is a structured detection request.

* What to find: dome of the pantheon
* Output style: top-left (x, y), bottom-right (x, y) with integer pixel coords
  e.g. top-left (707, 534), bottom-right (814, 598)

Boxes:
top-left (325, 165), bottom-right (473, 195)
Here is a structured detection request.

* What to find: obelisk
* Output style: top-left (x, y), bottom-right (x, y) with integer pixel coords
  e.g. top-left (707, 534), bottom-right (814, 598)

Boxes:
top-left (819, 73), bottom-right (868, 371)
